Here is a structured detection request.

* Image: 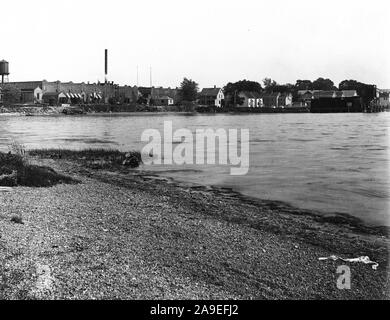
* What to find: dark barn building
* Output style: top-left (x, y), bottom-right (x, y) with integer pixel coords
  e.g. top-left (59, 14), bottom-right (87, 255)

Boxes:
top-left (358, 84), bottom-right (377, 106)
top-left (311, 96), bottom-right (362, 113)
top-left (339, 82), bottom-right (377, 108)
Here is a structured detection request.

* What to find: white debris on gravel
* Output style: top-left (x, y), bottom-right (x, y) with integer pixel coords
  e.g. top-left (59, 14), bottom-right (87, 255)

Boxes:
top-left (0, 187), bottom-right (13, 192)
top-left (318, 255), bottom-right (379, 270)
top-left (31, 262), bottom-right (56, 297)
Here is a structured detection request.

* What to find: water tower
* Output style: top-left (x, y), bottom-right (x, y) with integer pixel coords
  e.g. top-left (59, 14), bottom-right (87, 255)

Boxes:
top-left (0, 60), bottom-right (9, 84)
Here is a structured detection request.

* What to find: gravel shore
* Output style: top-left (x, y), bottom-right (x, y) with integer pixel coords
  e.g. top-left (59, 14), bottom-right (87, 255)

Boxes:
top-left (0, 158), bottom-right (389, 299)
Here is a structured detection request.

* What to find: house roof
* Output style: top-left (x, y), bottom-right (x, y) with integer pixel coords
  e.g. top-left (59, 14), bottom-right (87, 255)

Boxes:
top-left (199, 87), bottom-right (221, 97)
top-left (341, 90), bottom-right (357, 97)
top-left (297, 90), bottom-right (321, 95)
top-left (151, 87), bottom-right (178, 99)
top-left (312, 91), bottom-right (336, 99)
top-left (4, 81), bottom-right (43, 90)
top-left (156, 95), bottom-right (173, 100)
top-left (312, 90), bottom-right (358, 99)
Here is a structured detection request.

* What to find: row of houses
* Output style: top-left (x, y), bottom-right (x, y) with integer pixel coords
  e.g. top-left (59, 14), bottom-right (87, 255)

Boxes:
top-left (238, 91), bottom-right (293, 108)
top-left (0, 80), bottom-right (179, 107)
top-left (197, 87), bottom-right (390, 109)
top-left (1, 80), bottom-right (389, 109)
top-left (156, 86), bottom-right (389, 109)
top-left (196, 88), bottom-right (294, 108)
top-left (0, 81), bottom-right (224, 108)
top-left (200, 88), bottom-right (388, 110)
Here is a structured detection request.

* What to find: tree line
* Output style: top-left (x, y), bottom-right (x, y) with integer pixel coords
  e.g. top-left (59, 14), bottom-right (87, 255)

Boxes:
top-left (178, 77), bottom-right (376, 107)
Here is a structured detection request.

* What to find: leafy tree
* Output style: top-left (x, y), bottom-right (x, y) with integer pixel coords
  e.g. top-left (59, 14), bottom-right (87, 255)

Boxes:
top-left (223, 80), bottom-right (262, 106)
top-left (179, 78), bottom-right (198, 102)
top-left (224, 80), bottom-right (262, 95)
top-left (339, 79), bottom-right (361, 89)
top-left (312, 77), bottom-right (337, 91)
top-left (262, 78), bottom-right (278, 93)
top-left (273, 83), bottom-right (294, 94)
top-left (295, 80), bottom-right (313, 91)
top-left (2, 85), bottom-right (21, 104)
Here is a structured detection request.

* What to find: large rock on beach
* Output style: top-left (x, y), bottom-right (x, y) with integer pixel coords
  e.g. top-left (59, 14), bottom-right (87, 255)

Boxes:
top-left (122, 152), bottom-right (142, 168)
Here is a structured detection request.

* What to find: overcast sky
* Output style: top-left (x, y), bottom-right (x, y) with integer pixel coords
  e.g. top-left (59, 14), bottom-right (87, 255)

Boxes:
top-left (2, 0), bottom-right (389, 88)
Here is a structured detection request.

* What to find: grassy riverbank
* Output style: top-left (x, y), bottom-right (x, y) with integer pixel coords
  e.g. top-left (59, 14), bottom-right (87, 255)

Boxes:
top-left (0, 149), bottom-right (389, 299)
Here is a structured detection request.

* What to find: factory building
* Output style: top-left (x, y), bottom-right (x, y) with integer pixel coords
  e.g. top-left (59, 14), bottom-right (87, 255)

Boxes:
top-left (1, 80), bottom-right (121, 105)
top-left (2, 80), bottom-right (140, 106)
top-left (115, 85), bottom-right (139, 104)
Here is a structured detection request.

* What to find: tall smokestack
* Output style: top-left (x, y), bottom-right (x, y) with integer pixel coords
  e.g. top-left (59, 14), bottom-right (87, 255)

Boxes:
top-left (105, 49), bottom-right (108, 83)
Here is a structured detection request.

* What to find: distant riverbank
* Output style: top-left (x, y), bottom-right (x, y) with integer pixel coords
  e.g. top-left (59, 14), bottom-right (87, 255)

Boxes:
top-left (0, 103), bottom-right (310, 116)
top-left (0, 150), bottom-right (388, 299)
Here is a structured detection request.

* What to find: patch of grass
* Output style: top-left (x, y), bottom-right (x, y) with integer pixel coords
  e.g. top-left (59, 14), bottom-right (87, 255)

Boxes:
top-left (29, 148), bottom-right (123, 160)
top-left (8, 141), bottom-right (27, 159)
top-left (29, 148), bottom-right (143, 169)
top-left (10, 215), bottom-right (24, 224)
top-left (0, 152), bottom-right (76, 187)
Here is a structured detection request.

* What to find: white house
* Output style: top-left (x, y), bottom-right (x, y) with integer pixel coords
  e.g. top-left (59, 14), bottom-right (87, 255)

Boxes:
top-left (34, 86), bottom-right (43, 103)
top-left (237, 91), bottom-right (263, 107)
top-left (198, 86), bottom-right (224, 107)
top-left (153, 95), bottom-right (174, 106)
top-left (278, 93), bottom-right (293, 107)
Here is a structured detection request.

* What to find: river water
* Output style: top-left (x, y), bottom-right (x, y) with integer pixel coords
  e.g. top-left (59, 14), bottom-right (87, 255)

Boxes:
top-left (0, 112), bottom-right (389, 226)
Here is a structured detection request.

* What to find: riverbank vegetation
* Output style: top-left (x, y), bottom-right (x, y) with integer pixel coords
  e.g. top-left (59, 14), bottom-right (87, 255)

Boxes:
top-left (0, 151), bottom-right (75, 187)
top-left (29, 148), bottom-right (142, 170)
top-left (1, 148), bottom-right (142, 187)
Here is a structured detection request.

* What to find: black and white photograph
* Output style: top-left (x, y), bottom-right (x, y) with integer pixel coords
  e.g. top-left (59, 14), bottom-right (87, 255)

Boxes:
top-left (0, 0), bottom-right (389, 307)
